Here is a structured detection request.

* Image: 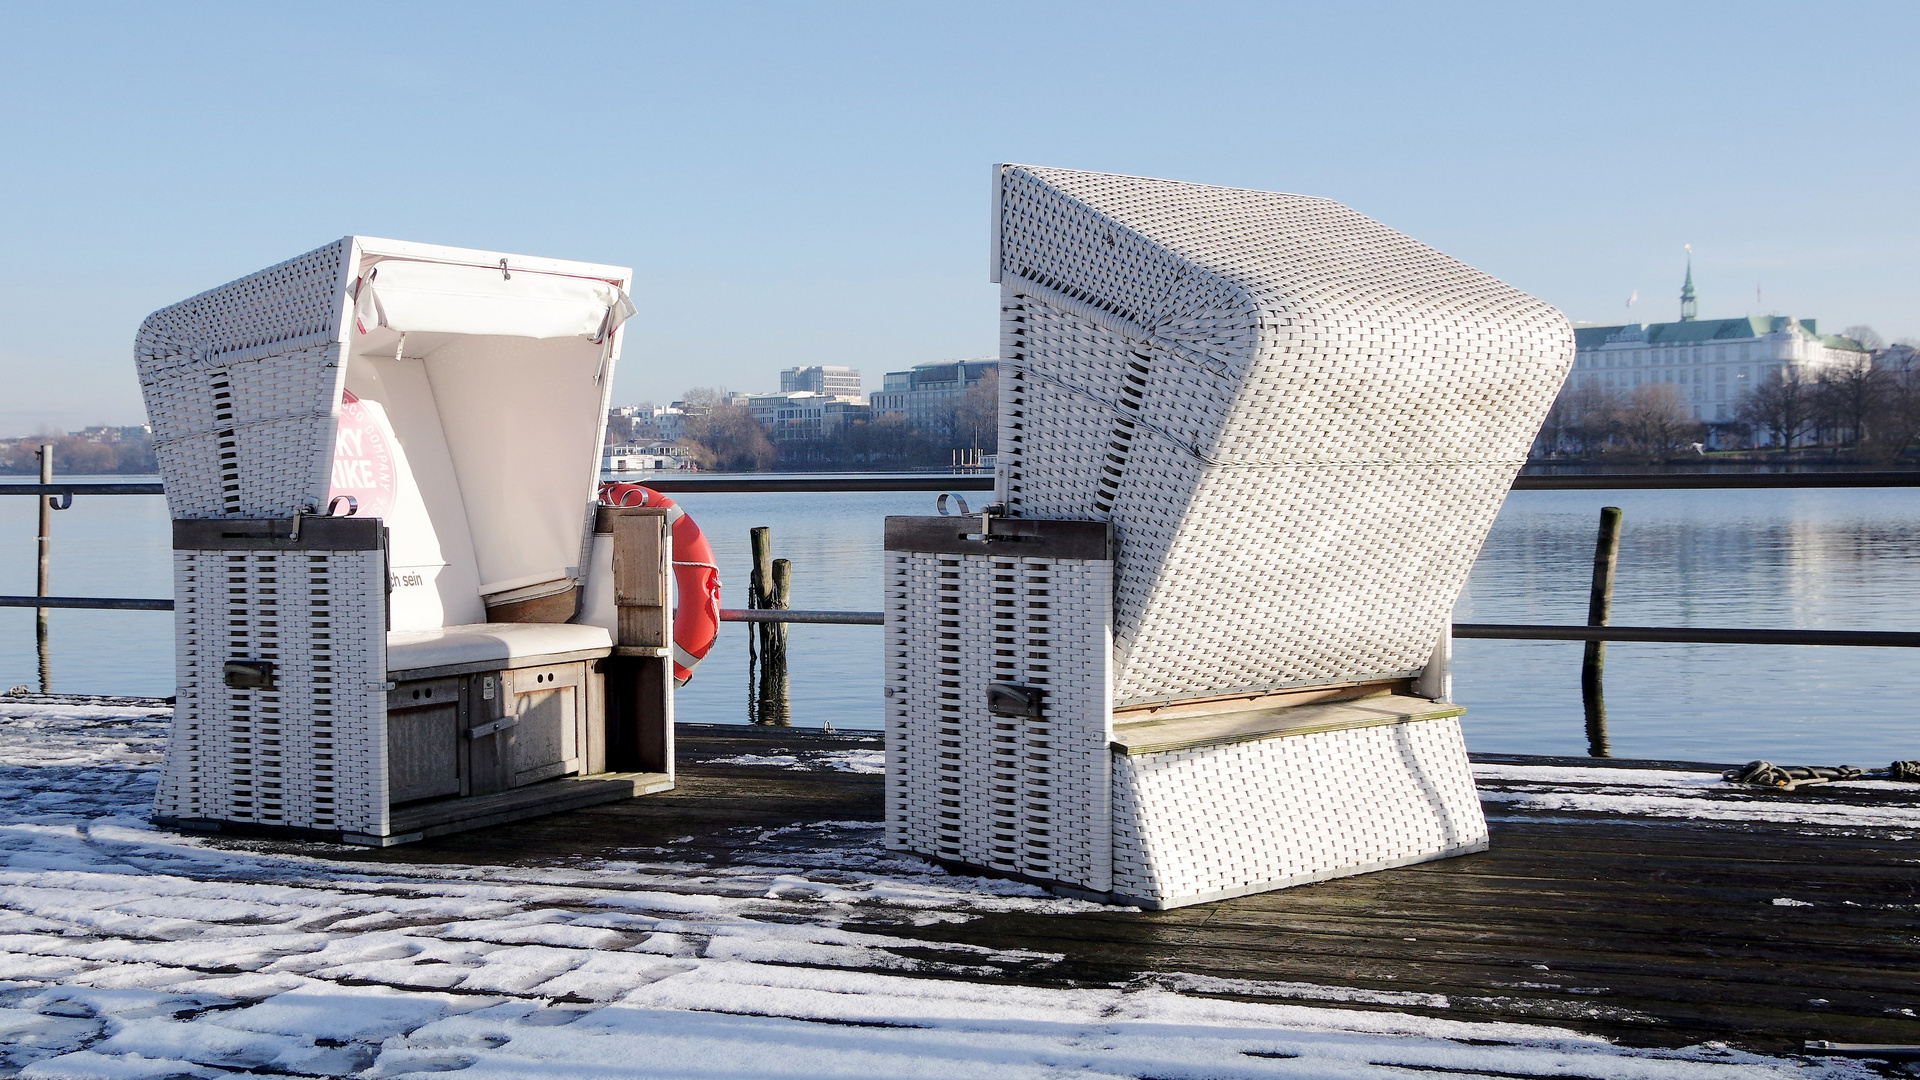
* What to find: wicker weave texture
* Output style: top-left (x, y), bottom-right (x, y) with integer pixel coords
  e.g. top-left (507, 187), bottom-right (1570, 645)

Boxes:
top-left (884, 550), bottom-right (1113, 892)
top-left (1110, 717), bottom-right (1488, 907)
top-left (994, 165), bottom-right (1574, 705)
top-left (138, 242), bottom-right (352, 520)
top-left (156, 547), bottom-right (387, 835)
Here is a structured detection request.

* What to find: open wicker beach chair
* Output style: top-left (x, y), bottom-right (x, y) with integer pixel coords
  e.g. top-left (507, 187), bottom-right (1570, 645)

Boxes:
top-left (140, 238), bottom-right (675, 845)
top-left (885, 166), bottom-right (1575, 907)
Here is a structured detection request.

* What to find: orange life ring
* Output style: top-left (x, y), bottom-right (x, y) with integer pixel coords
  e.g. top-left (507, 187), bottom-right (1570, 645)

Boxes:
top-left (597, 482), bottom-right (721, 686)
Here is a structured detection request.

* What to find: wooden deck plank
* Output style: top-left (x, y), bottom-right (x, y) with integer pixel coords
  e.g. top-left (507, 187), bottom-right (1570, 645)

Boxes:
top-left (248, 724), bottom-right (1919, 1053)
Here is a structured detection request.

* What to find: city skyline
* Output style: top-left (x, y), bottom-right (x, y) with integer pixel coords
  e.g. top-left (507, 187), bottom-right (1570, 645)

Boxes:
top-left (2, 3), bottom-right (1915, 434)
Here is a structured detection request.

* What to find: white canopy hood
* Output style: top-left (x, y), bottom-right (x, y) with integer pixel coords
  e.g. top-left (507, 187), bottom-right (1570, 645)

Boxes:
top-left (352, 258), bottom-right (636, 342)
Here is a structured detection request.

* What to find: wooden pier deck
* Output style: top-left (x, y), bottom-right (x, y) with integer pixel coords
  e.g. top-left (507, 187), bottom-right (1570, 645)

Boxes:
top-left (313, 724), bottom-right (1920, 1056)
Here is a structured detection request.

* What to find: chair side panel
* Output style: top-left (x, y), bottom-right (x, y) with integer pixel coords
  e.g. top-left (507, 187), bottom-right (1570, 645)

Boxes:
top-left (884, 543), bottom-right (1113, 893)
top-left (155, 546), bottom-right (387, 836)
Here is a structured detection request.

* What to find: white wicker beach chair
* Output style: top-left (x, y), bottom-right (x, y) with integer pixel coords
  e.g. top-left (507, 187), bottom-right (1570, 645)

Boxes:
top-left (140, 237), bottom-right (674, 845)
top-left (885, 166), bottom-right (1574, 907)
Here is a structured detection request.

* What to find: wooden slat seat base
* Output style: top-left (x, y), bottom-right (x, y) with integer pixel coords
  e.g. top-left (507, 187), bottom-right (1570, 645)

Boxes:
top-left (155, 771), bottom-right (672, 847)
top-left (1111, 692), bottom-right (1464, 756)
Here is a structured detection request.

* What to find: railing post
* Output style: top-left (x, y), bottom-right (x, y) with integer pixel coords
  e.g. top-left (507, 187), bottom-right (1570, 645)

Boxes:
top-left (35, 444), bottom-right (53, 692)
top-left (1581, 506), bottom-right (1623, 757)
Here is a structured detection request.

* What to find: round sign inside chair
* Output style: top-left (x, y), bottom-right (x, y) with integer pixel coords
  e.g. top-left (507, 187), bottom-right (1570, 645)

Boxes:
top-left (328, 390), bottom-right (397, 520)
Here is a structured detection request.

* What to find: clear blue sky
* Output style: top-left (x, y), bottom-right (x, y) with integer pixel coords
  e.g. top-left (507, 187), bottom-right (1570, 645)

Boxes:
top-left (2, 1), bottom-right (1915, 434)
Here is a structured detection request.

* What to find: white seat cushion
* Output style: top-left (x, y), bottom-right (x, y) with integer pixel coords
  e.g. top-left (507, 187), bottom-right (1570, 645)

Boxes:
top-left (387, 622), bottom-right (613, 678)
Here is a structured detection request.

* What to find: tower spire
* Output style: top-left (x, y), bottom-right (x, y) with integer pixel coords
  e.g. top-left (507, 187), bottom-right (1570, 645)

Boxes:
top-left (1679, 245), bottom-right (1698, 322)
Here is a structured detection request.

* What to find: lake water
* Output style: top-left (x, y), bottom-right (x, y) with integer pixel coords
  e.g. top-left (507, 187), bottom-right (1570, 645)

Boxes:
top-left (4, 478), bottom-right (1918, 765)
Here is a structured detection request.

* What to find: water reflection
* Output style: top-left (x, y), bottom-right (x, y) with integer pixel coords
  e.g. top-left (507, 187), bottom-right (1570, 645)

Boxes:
top-left (1455, 489), bottom-right (1920, 762)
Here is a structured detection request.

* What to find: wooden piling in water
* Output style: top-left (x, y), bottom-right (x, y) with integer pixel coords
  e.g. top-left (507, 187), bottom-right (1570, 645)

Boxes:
top-left (747, 528), bottom-right (792, 726)
top-left (762, 558), bottom-right (792, 725)
top-left (1581, 506), bottom-right (1623, 757)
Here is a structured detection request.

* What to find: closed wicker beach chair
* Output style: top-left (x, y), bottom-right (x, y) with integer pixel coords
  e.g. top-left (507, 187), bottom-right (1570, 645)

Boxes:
top-left (885, 166), bottom-right (1575, 907)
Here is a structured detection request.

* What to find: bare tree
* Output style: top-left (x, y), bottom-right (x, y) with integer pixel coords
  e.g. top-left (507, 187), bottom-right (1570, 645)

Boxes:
top-left (1812, 354), bottom-right (1884, 449)
top-left (2, 433), bottom-right (150, 475)
top-left (955, 369), bottom-right (999, 454)
top-left (1615, 383), bottom-right (1704, 460)
top-left (1842, 325), bottom-right (1885, 351)
top-left (1563, 382), bottom-right (1622, 456)
top-left (1863, 345), bottom-right (1920, 463)
top-left (679, 387), bottom-right (776, 471)
top-left (1736, 367), bottom-right (1817, 449)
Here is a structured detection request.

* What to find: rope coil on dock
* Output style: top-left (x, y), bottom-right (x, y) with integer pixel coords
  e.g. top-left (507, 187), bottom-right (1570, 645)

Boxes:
top-left (1722, 759), bottom-right (1920, 789)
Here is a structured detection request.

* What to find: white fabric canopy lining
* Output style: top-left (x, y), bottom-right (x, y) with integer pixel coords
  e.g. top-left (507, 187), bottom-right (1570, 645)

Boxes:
top-left (353, 258), bottom-right (635, 342)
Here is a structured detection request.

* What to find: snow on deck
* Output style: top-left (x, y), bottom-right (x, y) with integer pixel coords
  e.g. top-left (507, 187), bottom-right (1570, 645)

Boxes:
top-left (0, 699), bottom-right (1902, 1078)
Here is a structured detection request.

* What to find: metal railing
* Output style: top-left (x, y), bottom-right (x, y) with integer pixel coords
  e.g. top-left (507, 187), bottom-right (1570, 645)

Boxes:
top-left (7, 596), bottom-right (1912, 649)
top-left (0, 596), bottom-right (173, 611)
top-left (10, 470), bottom-right (1920, 755)
top-left (9, 473), bottom-right (1920, 639)
top-left (13, 469), bottom-right (1920, 500)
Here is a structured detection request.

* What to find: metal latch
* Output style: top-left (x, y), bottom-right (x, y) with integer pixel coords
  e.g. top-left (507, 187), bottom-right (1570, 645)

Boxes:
top-left (466, 715), bottom-right (520, 740)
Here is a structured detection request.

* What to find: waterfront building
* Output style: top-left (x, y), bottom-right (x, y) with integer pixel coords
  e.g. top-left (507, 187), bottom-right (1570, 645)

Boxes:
top-left (736, 390), bottom-right (871, 442)
top-left (1569, 316), bottom-right (1868, 423)
top-left (869, 358), bottom-right (997, 431)
top-left (1563, 265), bottom-right (1868, 425)
top-left (602, 443), bottom-right (690, 471)
top-left (69, 424), bottom-right (152, 443)
top-left (644, 405), bottom-right (687, 443)
top-left (611, 405), bottom-right (687, 443)
top-left (779, 365), bottom-right (862, 400)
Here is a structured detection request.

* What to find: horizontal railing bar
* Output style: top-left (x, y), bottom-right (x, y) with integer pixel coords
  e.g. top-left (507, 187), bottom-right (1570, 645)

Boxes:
top-left (3, 596), bottom-right (1907, 646)
top-left (724, 611), bottom-right (1920, 645)
top-left (0, 595), bottom-right (173, 611)
top-left (8, 472), bottom-right (1920, 497)
top-left (614, 476), bottom-right (994, 493)
top-left (0, 482), bottom-right (166, 495)
top-left (1452, 623), bottom-right (1920, 647)
top-left (1510, 471), bottom-right (1920, 490)
top-left (720, 608), bottom-right (884, 625)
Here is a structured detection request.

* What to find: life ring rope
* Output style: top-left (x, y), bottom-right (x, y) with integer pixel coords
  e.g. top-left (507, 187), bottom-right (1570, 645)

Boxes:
top-left (597, 482), bottom-right (721, 686)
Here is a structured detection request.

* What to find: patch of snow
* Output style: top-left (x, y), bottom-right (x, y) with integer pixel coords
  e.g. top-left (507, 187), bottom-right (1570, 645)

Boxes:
top-left (0, 700), bottom-right (1894, 1079)
top-left (1147, 971), bottom-right (1450, 1009)
top-left (704, 749), bottom-right (886, 774)
top-left (707, 752), bottom-right (801, 768)
top-left (1480, 789), bottom-right (1920, 828)
top-left (1474, 763), bottom-right (1727, 788)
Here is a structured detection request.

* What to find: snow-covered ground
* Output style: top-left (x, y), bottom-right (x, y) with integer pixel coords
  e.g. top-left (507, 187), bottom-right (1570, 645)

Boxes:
top-left (0, 698), bottom-right (1905, 1079)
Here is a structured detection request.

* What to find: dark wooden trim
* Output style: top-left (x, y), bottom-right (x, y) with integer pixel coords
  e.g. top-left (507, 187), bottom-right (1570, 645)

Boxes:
top-left (884, 515), bottom-right (1112, 560)
top-left (172, 516), bottom-right (384, 550)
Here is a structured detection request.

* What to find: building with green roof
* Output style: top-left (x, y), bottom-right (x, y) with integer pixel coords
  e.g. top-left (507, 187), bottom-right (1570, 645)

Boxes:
top-left (1563, 265), bottom-right (1868, 428)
